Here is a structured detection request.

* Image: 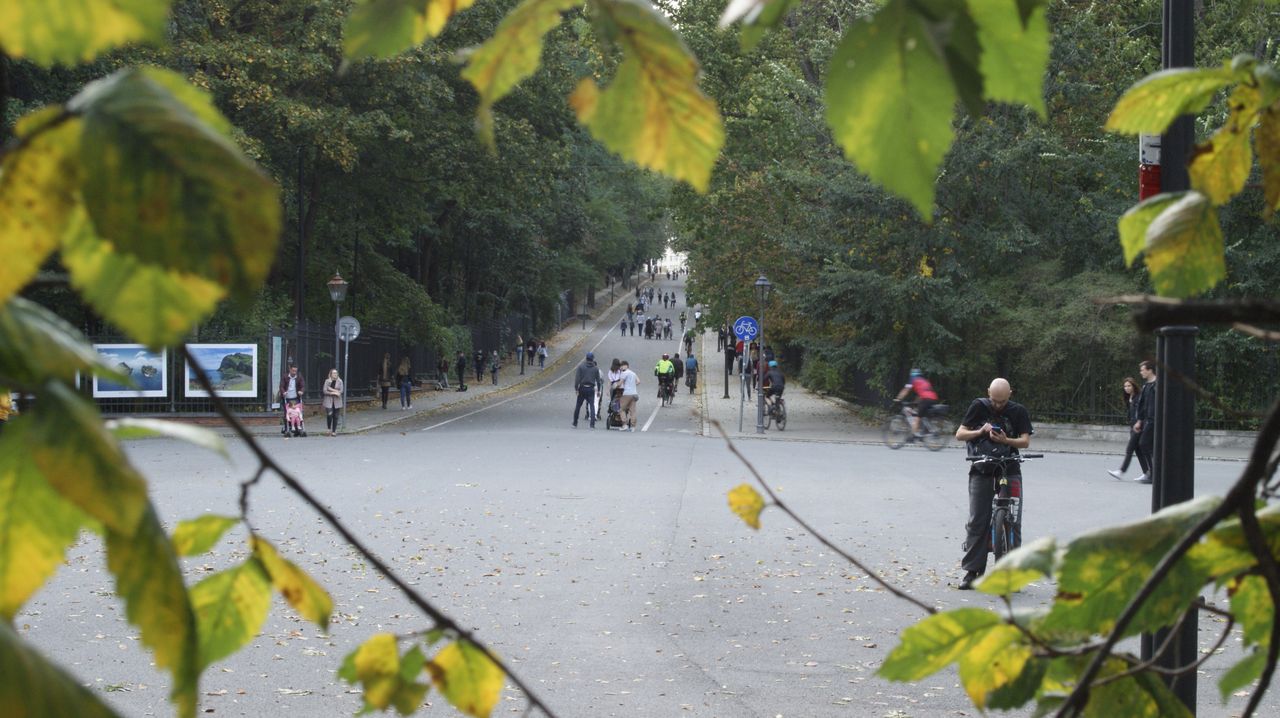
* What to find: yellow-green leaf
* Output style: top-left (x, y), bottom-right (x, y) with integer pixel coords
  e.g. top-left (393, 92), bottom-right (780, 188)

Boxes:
top-left (27, 382), bottom-right (149, 535)
top-left (1219, 651), bottom-right (1267, 701)
top-left (1105, 67), bottom-right (1234, 135)
top-left (879, 608), bottom-right (1003, 681)
top-left (339, 634), bottom-right (431, 715)
top-left (1086, 671), bottom-right (1193, 718)
top-left (105, 502), bottom-right (198, 717)
top-left (0, 620), bottom-right (123, 718)
top-left (191, 559), bottom-right (271, 669)
top-left (0, 0), bottom-right (169, 66)
top-left (0, 108), bottom-right (81, 303)
top-left (1143, 191), bottom-right (1226, 297)
top-left (966, 0), bottom-right (1049, 117)
top-left (570, 0), bottom-right (724, 192)
top-left (977, 536), bottom-right (1056, 596)
top-left (1229, 574), bottom-right (1273, 646)
top-left (1188, 85), bottom-right (1259, 205)
top-left (1117, 192), bottom-right (1184, 267)
top-left (0, 296), bottom-right (130, 387)
top-left (171, 515), bottom-right (239, 557)
top-left (0, 422), bottom-right (91, 620)
top-left (1043, 495), bottom-right (1219, 637)
top-left (108, 418), bottom-right (228, 458)
top-left (1257, 107), bottom-right (1280, 215)
top-left (344, 0), bottom-right (477, 59)
top-left (727, 483), bottom-right (765, 530)
top-left (68, 68), bottom-right (281, 302)
top-left (825, 0), bottom-right (957, 220)
top-left (957, 623), bottom-right (1031, 708)
top-left (61, 208), bottom-right (226, 349)
top-left (428, 641), bottom-right (505, 718)
top-left (252, 536), bottom-right (333, 631)
top-left (461, 0), bottom-right (584, 146)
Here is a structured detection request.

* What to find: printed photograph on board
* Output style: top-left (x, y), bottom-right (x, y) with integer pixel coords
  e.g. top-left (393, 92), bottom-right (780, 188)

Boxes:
top-left (185, 344), bottom-right (258, 398)
top-left (93, 344), bottom-right (168, 398)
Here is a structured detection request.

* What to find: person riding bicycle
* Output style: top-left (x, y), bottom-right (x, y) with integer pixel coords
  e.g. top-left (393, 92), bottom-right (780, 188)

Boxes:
top-left (679, 311), bottom-right (687, 331)
top-left (762, 360), bottom-right (785, 406)
top-left (895, 368), bottom-right (939, 438)
top-left (953, 378), bottom-right (1033, 590)
top-left (654, 353), bottom-right (676, 400)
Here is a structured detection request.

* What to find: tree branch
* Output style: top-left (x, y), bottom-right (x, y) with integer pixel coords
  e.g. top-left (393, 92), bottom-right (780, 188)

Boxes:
top-left (1236, 502), bottom-right (1280, 718)
top-left (710, 420), bottom-right (937, 615)
top-left (183, 345), bottom-right (559, 717)
top-left (1056, 395), bottom-right (1280, 717)
top-left (1094, 294), bottom-right (1280, 332)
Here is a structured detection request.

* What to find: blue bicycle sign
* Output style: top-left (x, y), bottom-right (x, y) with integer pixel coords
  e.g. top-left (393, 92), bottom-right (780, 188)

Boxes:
top-left (733, 316), bottom-right (759, 342)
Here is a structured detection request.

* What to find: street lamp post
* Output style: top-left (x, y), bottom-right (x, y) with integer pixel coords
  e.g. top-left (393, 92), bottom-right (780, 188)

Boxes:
top-left (327, 272), bottom-right (349, 375)
top-left (755, 275), bottom-right (771, 434)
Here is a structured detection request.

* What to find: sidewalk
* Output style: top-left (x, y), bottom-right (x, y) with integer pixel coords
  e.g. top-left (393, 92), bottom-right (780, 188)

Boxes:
top-left (696, 331), bottom-right (1253, 461)
top-left (243, 279), bottom-right (642, 437)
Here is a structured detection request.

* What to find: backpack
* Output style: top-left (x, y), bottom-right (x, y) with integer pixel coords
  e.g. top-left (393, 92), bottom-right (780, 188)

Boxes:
top-left (967, 398), bottom-right (1016, 466)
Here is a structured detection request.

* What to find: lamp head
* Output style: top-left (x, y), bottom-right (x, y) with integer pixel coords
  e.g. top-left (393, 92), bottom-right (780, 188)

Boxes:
top-left (327, 273), bottom-right (349, 303)
top-left (754, 274), bottom-right (772, 303)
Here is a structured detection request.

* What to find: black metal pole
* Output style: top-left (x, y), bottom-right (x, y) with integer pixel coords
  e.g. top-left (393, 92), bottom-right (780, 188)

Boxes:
top-left (296, 147), bottom-right (306, 324)
top-left (1140, 4), bottom-right (1198, 713)
top-left (1161, 0), bottom-right (1194, 194)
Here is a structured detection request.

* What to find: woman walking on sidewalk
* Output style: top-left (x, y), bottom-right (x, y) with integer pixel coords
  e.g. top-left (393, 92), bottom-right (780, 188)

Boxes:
top-left (1109, 377), bottom-right (1142, 480)
top-left (397, 356), bottom-right (413, 409)
top-left (537, 342), bottom-right (548, 368)
top-left (379, 353), bottom-right (393, 410)
top-left (322, 368), bottom-right (343, 436)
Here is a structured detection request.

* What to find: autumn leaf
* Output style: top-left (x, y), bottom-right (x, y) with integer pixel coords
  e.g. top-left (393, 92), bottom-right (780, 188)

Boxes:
top-left (428, 641), bottom-right (504, 718)
top-left (252, 536), bottom-right (333, 631)
top-left (727, 483), bottom-right (765, 530)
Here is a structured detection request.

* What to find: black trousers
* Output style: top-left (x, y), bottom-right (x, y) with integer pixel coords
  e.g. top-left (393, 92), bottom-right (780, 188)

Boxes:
top-left (1137, 424), bottom-right (1154, 475)
top-left (380, 385), bottom-right (389, 409)
top-left (326, 407), bottom-right (340, 432)
top-left (574, 387), bottom-right (597, 424)
top-left (1119, 428), bottom-right (1141, 472)
top-left (962, 471), bottom-right (1022, 574)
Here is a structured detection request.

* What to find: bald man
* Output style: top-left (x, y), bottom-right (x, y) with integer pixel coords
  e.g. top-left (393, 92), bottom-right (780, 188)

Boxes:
top-left (954, 378), bottom-right (1034, 590)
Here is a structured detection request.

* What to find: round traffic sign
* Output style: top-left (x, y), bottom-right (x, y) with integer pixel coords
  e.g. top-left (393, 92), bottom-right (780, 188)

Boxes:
top-left (337, 315), bottom-right (361, 341)
top-left (733, 316), bottom-right (759, 342)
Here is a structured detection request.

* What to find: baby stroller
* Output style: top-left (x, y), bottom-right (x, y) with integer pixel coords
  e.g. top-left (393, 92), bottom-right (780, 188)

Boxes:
top-left (605, 387), bottom-right (624, 430)
top-left (282, 399), bottom-right (307, 438)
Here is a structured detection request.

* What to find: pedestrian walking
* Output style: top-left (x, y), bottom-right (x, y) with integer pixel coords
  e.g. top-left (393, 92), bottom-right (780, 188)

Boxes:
top-left (572, 352), bottom-right (603, 428)
top-left (629, 318), bottom-right (636, 336)
top-left (490, 350), bottom-right (500, 384)
top-left (455, 351), bottom-right (467, 391)
top-left (322, 368), bottom-right (344, 436)
top-left (620, 318), bottom-right (628, 336)
top-left (437, 356), bottom-right (450, 389)
top-left (516, 339), bottom-right (525, 367)
top-left (1132, 360), bottom-right (1158, 484)
top-left (717, 325), bottom-right (726, 352)
top-left (397, 356), bottom-right (413, 409)
top-left (537, 342), bottom-right (548, 368)
top-left (1108, 377), bottom-right (1142, 480)
top-left (618, 360), bottom-right (639, 431)
top-left (474, 349), bottom-right (485, 382)
top-left (379, 352), bottom-right (393, 410)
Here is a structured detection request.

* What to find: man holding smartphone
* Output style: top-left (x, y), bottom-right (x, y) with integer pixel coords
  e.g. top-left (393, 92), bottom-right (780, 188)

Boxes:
top-left (954, 378), bottom-right (1034, 590)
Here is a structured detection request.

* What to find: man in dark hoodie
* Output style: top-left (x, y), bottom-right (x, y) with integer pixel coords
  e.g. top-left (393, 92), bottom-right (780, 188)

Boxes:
top-left (572, 351), bottom-right (603, 428)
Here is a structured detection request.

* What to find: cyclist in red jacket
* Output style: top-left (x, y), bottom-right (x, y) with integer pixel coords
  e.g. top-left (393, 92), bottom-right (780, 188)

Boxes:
top-left (895, 368), bottom-right (939, 438)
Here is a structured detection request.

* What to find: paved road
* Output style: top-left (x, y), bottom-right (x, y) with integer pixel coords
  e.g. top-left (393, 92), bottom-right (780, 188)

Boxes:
top-left (17, 274), bottom-right (1273, 717)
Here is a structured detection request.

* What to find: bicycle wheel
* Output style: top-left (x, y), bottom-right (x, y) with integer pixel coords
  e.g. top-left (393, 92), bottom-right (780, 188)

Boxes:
top-left (882, 415), bottom-right (910, 449)
top-left (775, 402), bottom-right (787, 431)
top-left (991, 508), bottom-right (1012, 563)
top-left (764, 406), bottom-right (773, 429)
top-left (923, 417), bottom-right (950, 451)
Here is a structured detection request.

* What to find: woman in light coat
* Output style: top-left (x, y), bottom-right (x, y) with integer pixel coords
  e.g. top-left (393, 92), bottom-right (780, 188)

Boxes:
top-left (323, 368), bottom-right (344, 436)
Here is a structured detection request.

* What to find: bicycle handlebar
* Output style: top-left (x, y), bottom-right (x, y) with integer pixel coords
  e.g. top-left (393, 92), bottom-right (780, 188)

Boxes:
top-left (966, 453), bottom-right (1044, 462)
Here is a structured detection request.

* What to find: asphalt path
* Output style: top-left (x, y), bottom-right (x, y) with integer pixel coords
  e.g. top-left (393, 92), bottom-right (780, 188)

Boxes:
top-left (17, 274), bottom-right (1273, 717)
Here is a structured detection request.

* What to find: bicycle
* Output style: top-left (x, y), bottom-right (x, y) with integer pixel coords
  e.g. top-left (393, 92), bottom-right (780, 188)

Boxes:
top-left (659, 377), bottom-right (675, 406)
top-left (764, 393), bottom-right (787, 431)
top-left (883, 400), bottom-right (950, 451)
top-left (966, 453), bottom-right (1043, 563)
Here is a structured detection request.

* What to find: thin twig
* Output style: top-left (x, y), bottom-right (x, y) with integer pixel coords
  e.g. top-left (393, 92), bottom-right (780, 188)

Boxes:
top-left (1055, 396), bottom-right (1280, 717)
top-left (239, 466), bottom-right (266, 521)
top-left (1094, 294), bottom-right (1280, 332)
top-left (711, 419), bottom-right (937, 615)
top-left (1232, 322), bottom-right (1280, 342)
top-left (183, 346), bottom-right (559, 718)
top-left (1152, 356), bottom-right (1264, 422)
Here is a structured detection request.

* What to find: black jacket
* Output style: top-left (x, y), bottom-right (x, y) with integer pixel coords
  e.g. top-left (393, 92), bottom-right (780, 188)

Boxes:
top-left (1137, 379), bottom-right (1157, 423)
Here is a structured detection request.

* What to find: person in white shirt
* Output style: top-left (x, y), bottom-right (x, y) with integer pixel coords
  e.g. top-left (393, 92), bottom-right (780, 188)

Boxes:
top-left (618, 361), bottom-right (640, 432)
